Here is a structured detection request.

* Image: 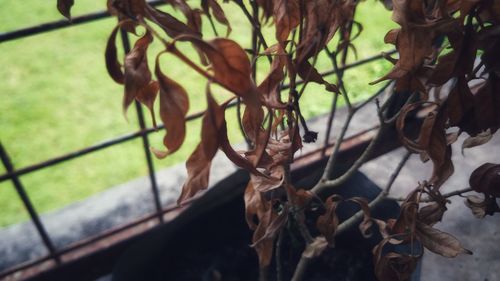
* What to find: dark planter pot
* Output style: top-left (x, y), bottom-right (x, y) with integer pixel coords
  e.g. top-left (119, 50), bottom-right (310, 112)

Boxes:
top-left (112, 160), bottom-right (421, 281)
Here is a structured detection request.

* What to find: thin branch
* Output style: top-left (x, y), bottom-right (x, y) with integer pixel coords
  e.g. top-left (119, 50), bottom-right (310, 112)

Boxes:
top-left (316, 110), bottom-right (355, 184)
top-left (292, 150), bottom-right (412, 281)
top-left (389, 187), bottom-right (474, 202)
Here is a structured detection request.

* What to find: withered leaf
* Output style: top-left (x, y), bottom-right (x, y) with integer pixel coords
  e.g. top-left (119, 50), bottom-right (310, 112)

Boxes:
top-left (244, 182), bottom-right (264, 230)
top-left (373, 237), bottom-right (419, 281)
top-left (296, 60), bottom-right (339, 93)
top-left (250, 165), bottom-right (284, 193)
top-left (136, 80), bottom-right (159, 128)
top-left (57, 0), bottom-right (74, 20)
top-left (144, 4), bottom-right (200, 38)
top-left (273, 0), bottom-right (300, 42)
top-left (252, 203), bottom-right (279, 268)
top-left (123, 30), bottom-right (153, 115)
top-left (177, 87), bottom-right (225, 204)
top-left (105, 25), bottom-right (125, 84)
top-left (418, 202), bottom-right (446, 226)
top-left (416, 222), bottom-right (472, 258)
top-left (462, 129), bottom-right (493, 155)
top-left (316, 195), bottom-right (341, 245)
top-left (151, 56), bottom-right (189, 158)
top-left (258, 55), bottom-right (287, 108)
top-left (348, 197), bottom-right (374, 238)
top-left (397, 104), bottom-right (454, 189)
top-left (252, 204), bottom-right (288, 246)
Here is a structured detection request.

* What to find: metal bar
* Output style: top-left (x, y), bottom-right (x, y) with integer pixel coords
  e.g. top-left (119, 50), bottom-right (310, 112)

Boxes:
top-left (119, 29), bottom-right (164, 222)
top-left (0, 0), bottom-right (165, 43)
top-left (281, 50), bottom-right (396, 90)
top-left (0, 101), bottom-right (236, 183)
top-left (0, 143), bottom-right (60, 264)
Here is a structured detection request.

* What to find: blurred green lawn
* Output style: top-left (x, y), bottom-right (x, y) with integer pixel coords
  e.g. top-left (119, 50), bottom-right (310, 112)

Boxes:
top-left (0, 1), bottom-right (396, 226)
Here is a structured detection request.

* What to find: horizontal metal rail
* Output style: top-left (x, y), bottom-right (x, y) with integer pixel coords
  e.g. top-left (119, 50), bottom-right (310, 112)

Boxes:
top-left (0, 50), bottom-right (392, 183)
top-left (0, 1), bottom-right (165, 43)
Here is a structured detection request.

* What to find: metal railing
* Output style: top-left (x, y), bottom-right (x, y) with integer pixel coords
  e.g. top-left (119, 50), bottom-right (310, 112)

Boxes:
top-left (0, 2), bottom-right (395, 279)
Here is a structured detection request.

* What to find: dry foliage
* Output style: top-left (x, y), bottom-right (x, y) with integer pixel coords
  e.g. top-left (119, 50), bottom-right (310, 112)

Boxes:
top-left (58, 0), bottom-right (499, 280)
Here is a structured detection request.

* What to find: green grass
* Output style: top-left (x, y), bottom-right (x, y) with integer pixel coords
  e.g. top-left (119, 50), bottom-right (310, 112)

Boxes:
top-left (0, 1), bottom-right (396, 227)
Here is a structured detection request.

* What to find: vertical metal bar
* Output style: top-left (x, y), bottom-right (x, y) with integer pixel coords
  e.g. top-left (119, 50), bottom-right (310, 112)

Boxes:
top-left (0, 143), bottom-right (60, 263)
top-left (119, 29), bottom-right (164, 223)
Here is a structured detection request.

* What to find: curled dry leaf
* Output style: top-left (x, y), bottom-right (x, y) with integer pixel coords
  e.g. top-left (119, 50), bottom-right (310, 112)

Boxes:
top-left (296, 61), bottom-right (339, 93)
top-left (469, 163), bottom-right (500, 197)
top-left (244, 182), bottom-right (264, 230)
top-left (273, 0), bottom-right (300, 42)
top-left (415, 221), bottom-right (472, 258)
top-left (150, 55), bottom-right (189, 158)
top-left (252, 204), bottom-right (289, 247)
top-left (144, 4), bottom-right (201, 38)
top-left (177, 88), bottom-right (226, 204)
top-left (105, 25), bottom-right (125, 84)
top-left (258, 54), bottom-right (287, 109)
top-left (57, 0), bottom-right (74, 20)
top-left (123, 30), bottom-right (153, 115)
top-left (135, 80), bottom-right (159, 128)
top-left (250, 165), bottom-right (284, 193)
top-left (348, 197), bottom-right (374, 238)
top-left (462, 129), bottom-right (493, 155)
top-left (373, 237), bottom-right (420, 281)
top-left (373, 0), bottom-right (459, 91)
top-left (418, 202), bottom-right (446, 226)
top-left (391, 189), bottom-right (419, 239)
top-left (316, 195), bottom-right (341, 245)
top-left (251, 201), bottom-right (288, 268)
top-left (177, 37), bottom-right (264, 143)
top-left (397, 103), bottom-right (454, 189)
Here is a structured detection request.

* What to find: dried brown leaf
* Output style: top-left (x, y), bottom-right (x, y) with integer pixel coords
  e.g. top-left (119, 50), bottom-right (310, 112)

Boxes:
top-left (123, 30), bottom-right (153, 115)
top-left (57, 0), bottom-right (74, 20)
top-left (151, 57), bottom-right (189, 157)
top-left (462, 129), bottom-right (493, 155)
top-left (136, 80), bottom-right (159, 128)
top-left (316, 195), bottom-right (341, 245)
top-left (416, 222), bottom-right (472, 258)
top-left (418, 202), bottom-right (446, 226)
top-left (105, 25), bottom-right (125, 84)
top-left (273, 0), bottom-right (300, 42)
top-left (177, 88), bottom-right (225, 204)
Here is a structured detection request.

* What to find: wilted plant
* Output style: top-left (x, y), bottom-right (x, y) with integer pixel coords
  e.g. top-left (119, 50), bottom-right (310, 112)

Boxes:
top-left (57, 0), bottom-right (500, 280)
